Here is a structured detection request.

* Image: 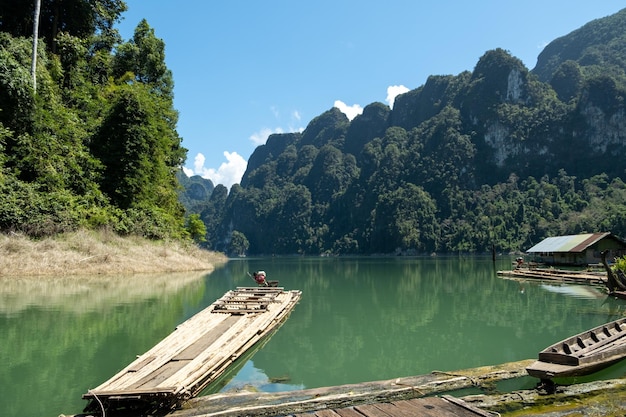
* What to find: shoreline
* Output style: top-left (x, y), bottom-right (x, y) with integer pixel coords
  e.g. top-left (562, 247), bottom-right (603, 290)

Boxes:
top-left (0, 229), bottom-right (228, 277)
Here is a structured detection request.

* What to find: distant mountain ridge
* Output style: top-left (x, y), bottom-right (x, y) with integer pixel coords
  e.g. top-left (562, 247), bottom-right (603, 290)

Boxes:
top-left (191, 8), bottom-right (626, 256)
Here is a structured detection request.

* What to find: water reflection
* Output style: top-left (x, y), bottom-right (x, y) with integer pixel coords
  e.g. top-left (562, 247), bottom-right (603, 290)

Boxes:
top-left (0, 271), bottom-right (208, 315)
top-left (538, 283), bottom-right (607, 299)
top-left (0, 271), bottom-right (211, 417)
top-left (221, 361), bottom-right (305, 393)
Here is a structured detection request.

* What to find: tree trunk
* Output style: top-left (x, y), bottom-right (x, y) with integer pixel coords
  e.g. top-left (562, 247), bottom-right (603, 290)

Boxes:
top-left (31, 0), bottom-right (41, 92)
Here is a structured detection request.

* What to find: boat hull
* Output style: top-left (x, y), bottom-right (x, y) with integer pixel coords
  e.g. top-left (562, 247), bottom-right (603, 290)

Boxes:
top-left (526, 318), bottom-right (626, 379)
top-left (526, 355), bottom-right (626, 379)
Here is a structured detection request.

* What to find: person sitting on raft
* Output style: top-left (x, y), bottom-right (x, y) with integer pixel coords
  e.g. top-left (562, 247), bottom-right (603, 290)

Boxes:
top-left (253, 271), bottom-right (268, 286)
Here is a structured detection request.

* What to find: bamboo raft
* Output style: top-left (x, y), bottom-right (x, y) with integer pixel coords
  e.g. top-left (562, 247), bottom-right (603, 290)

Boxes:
top-left (496, 268), bottom-right (606, 285)
top-left (82, 287), bottom-right (301, 414)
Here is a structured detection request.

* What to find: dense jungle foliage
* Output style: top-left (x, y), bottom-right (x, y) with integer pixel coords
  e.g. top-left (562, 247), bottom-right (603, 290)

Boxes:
top-left (0, 0), bottom-right (190, 239)
top-left (197, 9), bottom-right (626, 256)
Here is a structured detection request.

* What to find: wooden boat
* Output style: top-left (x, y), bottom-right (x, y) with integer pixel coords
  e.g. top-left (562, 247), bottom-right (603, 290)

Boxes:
top-left (526, 317), bottom-right (626, 379)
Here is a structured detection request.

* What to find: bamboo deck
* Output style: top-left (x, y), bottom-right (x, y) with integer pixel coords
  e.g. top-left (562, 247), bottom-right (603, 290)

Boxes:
top-left (497, 267), bottom-right (606, 285)
top-left (82, 287), bottom-right (301, 414)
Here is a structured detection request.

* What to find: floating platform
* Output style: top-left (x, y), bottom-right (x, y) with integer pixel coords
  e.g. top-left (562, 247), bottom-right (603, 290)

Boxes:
top-left (497, 268), bottom-right (606, 286)
top-left (82, 287), bottom-right (301, 414)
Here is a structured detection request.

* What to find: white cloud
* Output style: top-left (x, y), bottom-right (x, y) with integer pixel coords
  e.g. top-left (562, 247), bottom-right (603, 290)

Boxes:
top-left (182, 166), bottom-right (194, 177)
top-left (334, 100), bottom-right (363, 121)
top-left (250, 127), bottom-right (284, 146)
top-left (292, 110), bottom-right (301, 121)
top-left (386, 85), bottom-right (410, 109)
top-left (189, 152), bottom-right (247, 189)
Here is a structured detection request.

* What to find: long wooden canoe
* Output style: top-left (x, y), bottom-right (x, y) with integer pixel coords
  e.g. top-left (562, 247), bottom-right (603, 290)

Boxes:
top-left (82, 287), bottom-right (301, 414)
top-left (526, 317), bottom-right (626, 379)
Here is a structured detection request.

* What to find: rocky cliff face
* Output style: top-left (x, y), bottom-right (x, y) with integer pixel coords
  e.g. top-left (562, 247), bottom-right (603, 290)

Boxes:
top-left (237, 10), bottom-right (626, 190)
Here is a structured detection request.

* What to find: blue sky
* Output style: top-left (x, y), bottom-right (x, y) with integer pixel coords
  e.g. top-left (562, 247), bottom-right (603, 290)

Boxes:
top-left (117, 1), bottom-right (623, 189)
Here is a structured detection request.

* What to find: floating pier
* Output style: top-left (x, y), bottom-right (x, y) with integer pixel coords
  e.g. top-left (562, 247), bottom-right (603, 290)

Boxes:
top-left (82, 287), bottom-right (301, 414)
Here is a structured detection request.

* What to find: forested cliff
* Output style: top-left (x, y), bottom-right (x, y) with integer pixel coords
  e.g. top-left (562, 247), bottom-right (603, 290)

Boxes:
top-left (200, 9), bottom-right (626, 256)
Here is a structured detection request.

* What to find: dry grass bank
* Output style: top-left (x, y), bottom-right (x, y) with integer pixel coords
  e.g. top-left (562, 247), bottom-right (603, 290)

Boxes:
top-left (0, 229), bottom-right (227, 277)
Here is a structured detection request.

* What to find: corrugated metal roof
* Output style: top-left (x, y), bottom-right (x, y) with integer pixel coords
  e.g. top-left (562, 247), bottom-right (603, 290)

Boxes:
top-left (526, 232), bottom-right (611, 253)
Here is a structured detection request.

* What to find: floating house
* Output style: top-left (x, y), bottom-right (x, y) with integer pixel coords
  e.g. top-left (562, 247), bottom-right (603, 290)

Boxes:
top-left (526, 232), bottom-right (626, 266)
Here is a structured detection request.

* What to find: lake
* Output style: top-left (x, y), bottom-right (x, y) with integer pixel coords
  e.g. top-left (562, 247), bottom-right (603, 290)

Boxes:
top-left (1, 256), bottom-right (625, 417)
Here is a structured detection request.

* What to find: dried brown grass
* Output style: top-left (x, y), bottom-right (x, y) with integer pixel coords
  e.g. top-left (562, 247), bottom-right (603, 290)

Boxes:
top-left (0, 229), bottom-right (227, 277)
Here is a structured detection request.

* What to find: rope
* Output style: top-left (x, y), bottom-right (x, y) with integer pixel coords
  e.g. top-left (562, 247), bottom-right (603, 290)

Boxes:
top-left (431, 370), bottom-right (479, 386)
top-left (87, 389), bottom-right (106, 417)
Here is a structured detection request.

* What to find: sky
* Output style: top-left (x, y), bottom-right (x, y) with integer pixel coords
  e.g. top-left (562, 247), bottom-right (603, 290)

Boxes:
top-left (116, 1), bottom-right (624, 189)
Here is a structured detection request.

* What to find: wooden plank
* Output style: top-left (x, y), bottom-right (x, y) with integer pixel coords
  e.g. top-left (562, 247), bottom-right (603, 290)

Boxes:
top-left (83, 387), bottom-right (177, 396)
top-left (130, 359), bottom-right (191, 390)
top-left (397, 397), bottom-right (467, 416)
top-left (389, 400), bottom-right (440, 417)
top-left (128, 355), bottom-right (156, 372)
top-left (214, 300), bottom-right (273, 304)
top-left (96, 311), bottom-right (235, 391)
top-left (371, 399), bottom-right (439, 417)
top-left (310, 410), bottom-right (344, 417)
top-left (365, 402), bottom-right (404, 416)
top-left (357, 403), bottom-right (405, 416)
top-left (334, 407), bottom-right (369, 417)
top-left (330, 397), bottom-right (494, 417)
top-left (235, 286), bottom-right (284, 292)
top-left (173, 315), bottom-right (240, 360)
top-left (441, 395), bottom-right (496, 416)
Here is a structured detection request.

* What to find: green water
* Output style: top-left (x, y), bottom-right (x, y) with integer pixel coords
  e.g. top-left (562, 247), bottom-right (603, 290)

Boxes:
top-left (1, 256), bottom-right (625, 416)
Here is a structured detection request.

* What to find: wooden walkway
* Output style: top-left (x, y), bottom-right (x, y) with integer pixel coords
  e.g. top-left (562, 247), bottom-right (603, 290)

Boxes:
top-left (82, 287), bottom-right (301, 414)
top-left (170, 360), bottom-right (532, 417)
top-left (288, 396), bottom-right (495, 417)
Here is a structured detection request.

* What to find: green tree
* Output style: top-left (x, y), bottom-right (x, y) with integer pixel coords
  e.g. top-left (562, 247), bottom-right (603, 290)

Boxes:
top-left (91, 83), bottom-right (184, 214)
top-left (369, 184), bottom-right (438, 253)
top-left (113, 19), bottom-right (173, 97)
top-left (0, 33), bottom-right (36, 136)
top-left (185, 213), bottom-right (206, 243)
top-left (228, 230), bottom-right (249, 257)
